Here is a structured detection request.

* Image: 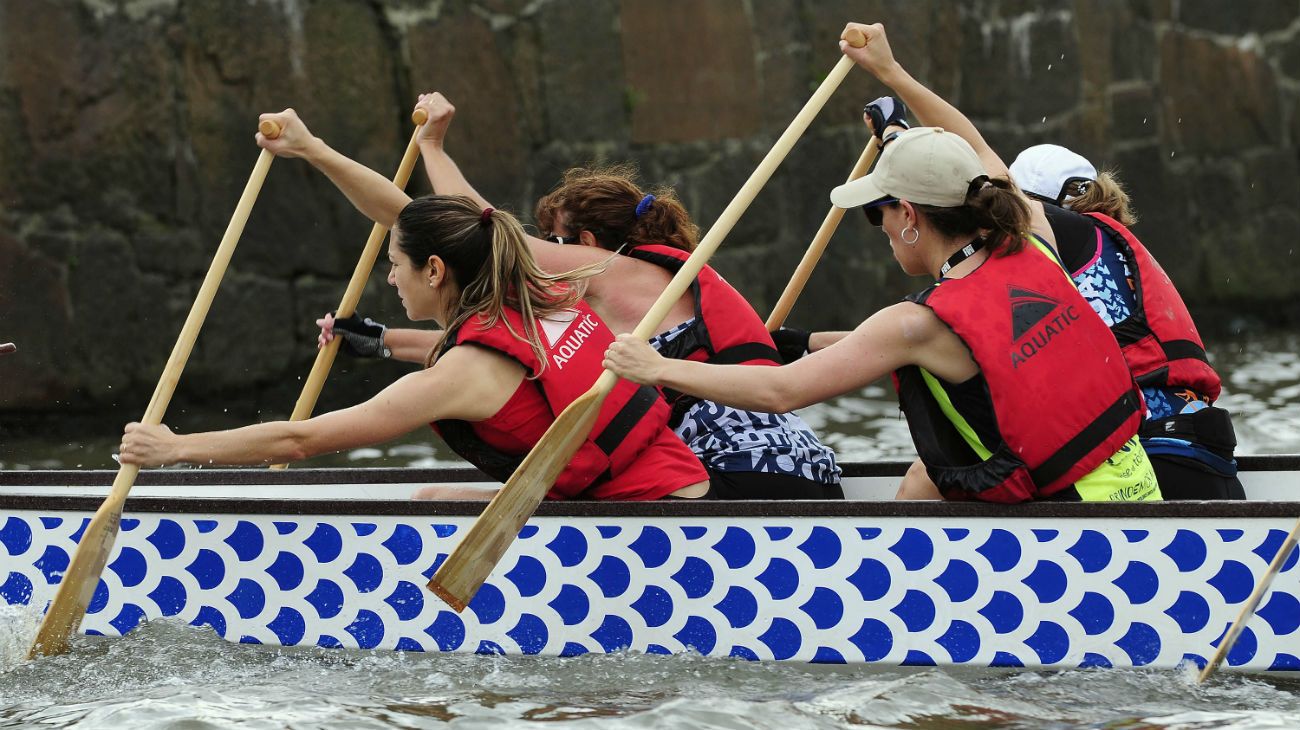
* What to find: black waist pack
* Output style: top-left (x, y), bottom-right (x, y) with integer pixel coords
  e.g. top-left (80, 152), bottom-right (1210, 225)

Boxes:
top-left (1140, 405), bottom-right (1237, 459)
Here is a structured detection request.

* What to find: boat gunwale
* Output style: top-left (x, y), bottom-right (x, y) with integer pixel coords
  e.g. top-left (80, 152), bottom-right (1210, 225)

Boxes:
top-left (1, 454), bottom-right (1295, 485)
top-left (1, 495), bottom-right (1298, 519)
top-left (0, 455), bottom-right (1294, 518)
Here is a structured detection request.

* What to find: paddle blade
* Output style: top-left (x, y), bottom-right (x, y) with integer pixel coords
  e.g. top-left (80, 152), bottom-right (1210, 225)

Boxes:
top-left (427, 387), bottom-right (606, 611)
top-left (27, 481), bottom-right (132, 658)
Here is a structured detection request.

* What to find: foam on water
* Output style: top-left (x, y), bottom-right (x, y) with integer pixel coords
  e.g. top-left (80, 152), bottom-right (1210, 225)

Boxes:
top-left (0, 602), bottom-right (44, 674)
top-left (2, 618), bottom-right (1300, 728)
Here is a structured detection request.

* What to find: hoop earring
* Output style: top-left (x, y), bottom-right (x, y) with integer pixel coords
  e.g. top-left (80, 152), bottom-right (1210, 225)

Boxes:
top-left (901, 226), bottom-right (920, 246)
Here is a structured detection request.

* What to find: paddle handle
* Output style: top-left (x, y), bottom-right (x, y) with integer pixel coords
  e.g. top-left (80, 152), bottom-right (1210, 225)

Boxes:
top-left (765, 138), bottom-right (879, 330)
top-left (30, 134), bottom-right (276, 658)
top-left (0, 342), bottom-right (15, 355)
top-left (1198, 517), bottom-right (1300, 681)
top-left (271, 113), bottom-right (430, 469)
top-left (600, 32), bottom-right (866, 386)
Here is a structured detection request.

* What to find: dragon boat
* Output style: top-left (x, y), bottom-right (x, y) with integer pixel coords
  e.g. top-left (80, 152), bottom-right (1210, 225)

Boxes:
top-left (1, 456), bottom-right (1297, 672)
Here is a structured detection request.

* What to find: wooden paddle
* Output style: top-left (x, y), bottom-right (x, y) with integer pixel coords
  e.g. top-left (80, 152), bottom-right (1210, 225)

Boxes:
top-left (0, 343), bottom-right (15, 355)
top-left (765, 137), bottom-right (879, 330)
top-left (427, 29), bottom-right (868, 612)
top-left (27, 120), bottom-right (281, 659)
top-left (1198, 517), bottom-right (1300, 682)
top-left (270, 109), bottom-right (429, 470)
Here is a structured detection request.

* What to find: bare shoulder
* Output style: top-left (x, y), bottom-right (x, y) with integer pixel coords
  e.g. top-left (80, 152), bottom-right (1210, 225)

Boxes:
top-left (874, 300), bottom-right (947, 344)
top-left (409, 343), bottom-right (527, 422)
top-left (434, 341), bottom-right (524, 376)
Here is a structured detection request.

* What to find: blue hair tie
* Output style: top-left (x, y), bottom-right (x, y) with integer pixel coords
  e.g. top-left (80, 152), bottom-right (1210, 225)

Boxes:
top-left (634, 194), bottom-right (656, 219)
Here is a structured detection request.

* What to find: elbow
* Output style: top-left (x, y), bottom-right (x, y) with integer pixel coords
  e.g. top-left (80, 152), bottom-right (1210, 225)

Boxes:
top-left (277, 427), bottom-right (315, 465)
top-left (280, 444), bottom-right (311, 465)
top-left (759, 380), bottom-right (801, 414)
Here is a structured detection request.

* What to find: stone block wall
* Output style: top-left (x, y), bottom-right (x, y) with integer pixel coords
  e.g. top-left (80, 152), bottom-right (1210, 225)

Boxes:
top-left (1, 0), bottom-right (1298, 411)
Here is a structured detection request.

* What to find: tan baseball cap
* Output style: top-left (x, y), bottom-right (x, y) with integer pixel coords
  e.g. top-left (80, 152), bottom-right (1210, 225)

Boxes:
top-left (830, 127), bottom-right (987, 210)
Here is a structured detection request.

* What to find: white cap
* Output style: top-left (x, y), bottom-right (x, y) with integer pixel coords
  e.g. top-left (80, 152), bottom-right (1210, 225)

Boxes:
top-left (830, 127), bottom-right (987, 209)
top-left (1009, 144), bottom-right (1097, 203)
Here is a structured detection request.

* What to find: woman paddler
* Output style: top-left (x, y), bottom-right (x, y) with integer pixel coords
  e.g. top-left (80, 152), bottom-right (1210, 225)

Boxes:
top-left (602, 22), bottom-right (1162, 503)
top-left (1007, 145), bottom-right (1243, 500)
top-left (119, 125), bottom-right (709, 502)
top-left (323, 93), bottom-right (842, 500)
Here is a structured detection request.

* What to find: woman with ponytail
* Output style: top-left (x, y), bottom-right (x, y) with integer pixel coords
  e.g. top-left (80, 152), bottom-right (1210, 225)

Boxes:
top-left (350, 93), bottom-right (843, 501)
top-left (603, 22), bottom-right (1161, 505)
top-left (119, 111), bottom-right (709, 501)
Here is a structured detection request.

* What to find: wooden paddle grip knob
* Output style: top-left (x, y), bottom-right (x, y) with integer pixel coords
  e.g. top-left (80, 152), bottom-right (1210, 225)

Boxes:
top-left (843, 28), bottom-right (867, 48)
top-left (412, 108), bottom-right (429, 125)
top-left (258, 119), bottom-right (282, 139)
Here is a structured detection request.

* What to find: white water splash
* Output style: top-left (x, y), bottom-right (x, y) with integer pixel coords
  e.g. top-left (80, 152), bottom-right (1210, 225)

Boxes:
top-left (0, 602), bottom-right (45, 674)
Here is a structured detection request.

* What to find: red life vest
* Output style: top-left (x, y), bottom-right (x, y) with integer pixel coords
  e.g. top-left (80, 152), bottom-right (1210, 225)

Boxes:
top-left (432, 300), bottom-right (703, 500)
top-left (895, 244), bottom-right (1144, 503)
top-left (1080, 212), bottom-right (1222, 401)
top-left (626, 244), bottom-right (782, 422)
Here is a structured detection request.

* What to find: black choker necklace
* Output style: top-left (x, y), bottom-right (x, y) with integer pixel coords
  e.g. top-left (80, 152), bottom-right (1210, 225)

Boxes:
top-left (939, 238), bottom-right (986, 277)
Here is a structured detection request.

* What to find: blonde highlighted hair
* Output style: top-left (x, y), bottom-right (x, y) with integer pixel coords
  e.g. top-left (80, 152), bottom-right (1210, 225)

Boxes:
top-left (1066, 169), bottom-right (1138, 226)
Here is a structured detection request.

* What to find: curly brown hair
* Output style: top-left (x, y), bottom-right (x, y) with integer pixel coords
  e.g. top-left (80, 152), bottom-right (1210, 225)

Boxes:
top-left (534, 163), bottom-right (698, 252)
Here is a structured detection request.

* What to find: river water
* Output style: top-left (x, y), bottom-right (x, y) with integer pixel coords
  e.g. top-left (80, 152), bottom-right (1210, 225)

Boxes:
top-left (3, 330), bottom-right (1298, 470)
top-left (3, 615), bottom-right (1300, 729)
top-left (0, 330), bottom-right (1298, 728)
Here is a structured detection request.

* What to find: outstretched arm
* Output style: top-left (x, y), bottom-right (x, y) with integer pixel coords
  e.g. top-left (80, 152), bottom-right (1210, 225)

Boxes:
top-left (257, 109), bottom-right (410, 228)
top-left (604, 302), bottom-right (963, 413)
top-left (119, 346), bottom-right (510, 467)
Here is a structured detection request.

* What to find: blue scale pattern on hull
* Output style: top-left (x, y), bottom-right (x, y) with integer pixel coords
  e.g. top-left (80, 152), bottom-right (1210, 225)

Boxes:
top-left (1, 514), bottom-right (1297, 669)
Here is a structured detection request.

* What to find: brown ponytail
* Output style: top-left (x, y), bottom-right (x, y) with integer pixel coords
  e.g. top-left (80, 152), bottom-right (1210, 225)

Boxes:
top-left (1066, 170), bottom-right (1137, 226)
top-left (535, 163), bottom-right (699, 252)
top-left (396, 195), bottom-right (604, 374)
top-left (915, 176), bottom-right (1031, 254)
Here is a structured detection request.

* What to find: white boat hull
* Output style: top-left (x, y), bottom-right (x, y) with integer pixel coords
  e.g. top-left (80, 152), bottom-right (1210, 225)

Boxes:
top-left (1, 458), bottom-right (1297, 670)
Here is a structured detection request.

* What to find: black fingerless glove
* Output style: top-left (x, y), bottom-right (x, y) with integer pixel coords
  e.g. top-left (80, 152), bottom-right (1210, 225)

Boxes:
top-left (771, 327), bottom-right (812, 364)
top-left (333, 313), bottom-right (391, 359)
top-left (864, 96), bottom-right (910, 140)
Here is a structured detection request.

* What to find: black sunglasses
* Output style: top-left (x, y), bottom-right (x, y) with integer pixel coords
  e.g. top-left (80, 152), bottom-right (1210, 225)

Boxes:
top-left (861, 198), bottom-right (898, 227)
top-left (1027, 177), bottom-right (1093, 208)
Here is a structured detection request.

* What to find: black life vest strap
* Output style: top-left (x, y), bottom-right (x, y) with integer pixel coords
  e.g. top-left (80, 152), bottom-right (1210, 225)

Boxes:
top-left (1161, 338), bottom-right (1210, 364)
top-left (1029, 388), bottom-right (1142, 487)
top-left (592, 384), bottom-right (660, 456)
top-left (435, 418), bottom-right (521, 483)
